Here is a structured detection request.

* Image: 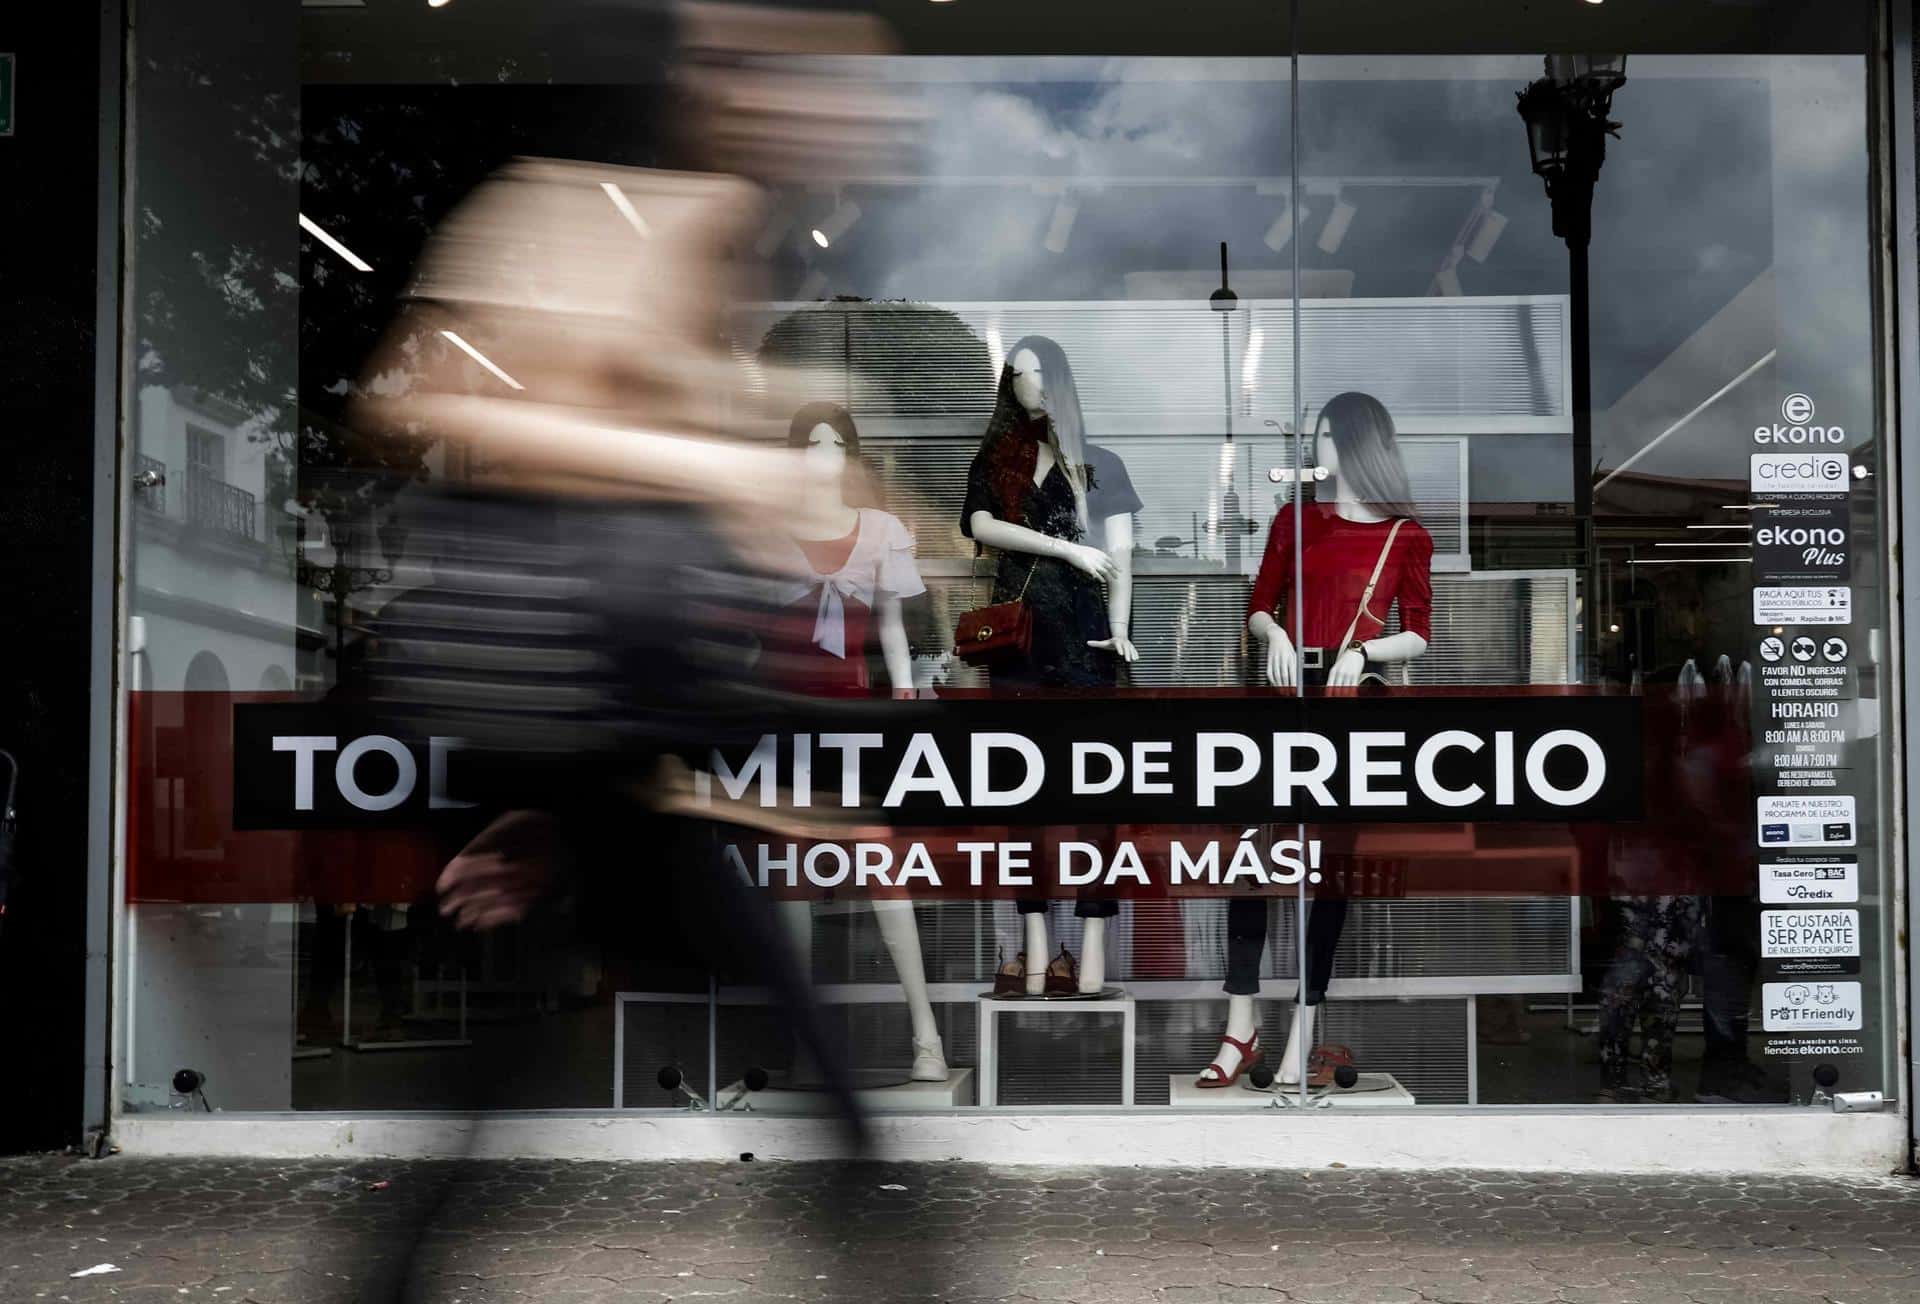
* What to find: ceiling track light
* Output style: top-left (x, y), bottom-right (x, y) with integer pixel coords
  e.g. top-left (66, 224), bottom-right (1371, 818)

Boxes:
top-left (1316, 194), bottom-right (1357, 255)
top-left (810, 195), bottom-right (862, 249)
top-left (1262, 201), bottom-right (1309, 253)
top-left (1042, 195), bottom-right (1079, 255)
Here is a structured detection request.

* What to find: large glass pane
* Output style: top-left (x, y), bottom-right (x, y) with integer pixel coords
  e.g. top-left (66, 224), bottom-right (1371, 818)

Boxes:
top-left (1291, 0), bottom-right (1890, 1107)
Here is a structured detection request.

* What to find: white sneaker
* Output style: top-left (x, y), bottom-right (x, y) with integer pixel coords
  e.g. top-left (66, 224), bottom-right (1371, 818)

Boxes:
top-left (910, 1035), bottom-right (948, 1082)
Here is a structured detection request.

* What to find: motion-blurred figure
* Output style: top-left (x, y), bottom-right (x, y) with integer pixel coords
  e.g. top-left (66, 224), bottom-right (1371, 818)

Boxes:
top-left (345, 2), bottom-right (925, 1135)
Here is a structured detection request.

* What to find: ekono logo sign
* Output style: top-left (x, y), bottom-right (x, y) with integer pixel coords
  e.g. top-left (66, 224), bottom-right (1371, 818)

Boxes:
top-left (1755, 393), bottom-right (1845, 445)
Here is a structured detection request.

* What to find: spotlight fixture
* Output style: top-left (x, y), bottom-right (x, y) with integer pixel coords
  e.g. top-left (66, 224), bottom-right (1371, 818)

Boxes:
top-left (1465, 208), bottom-right (1508, 262)
top-left (809, 196), bottom-right (862, 249)
top-left (1042, 195), bottom-right (1079, 255)
top-left (1316, 193), bottom-right (1357, 255)
top-left (1262, 199), bottom-right (1310, 253)
top-left (428, 0), bottom-right (452, 8)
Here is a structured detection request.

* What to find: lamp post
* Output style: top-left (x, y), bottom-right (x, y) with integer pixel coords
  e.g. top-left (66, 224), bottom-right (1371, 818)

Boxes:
top-left (1517, 53), bottom-right (1625, 662)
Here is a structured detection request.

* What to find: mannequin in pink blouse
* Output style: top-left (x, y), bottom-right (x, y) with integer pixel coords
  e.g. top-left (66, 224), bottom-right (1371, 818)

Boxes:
top-left (776, 404), bottom-right (947, 1083)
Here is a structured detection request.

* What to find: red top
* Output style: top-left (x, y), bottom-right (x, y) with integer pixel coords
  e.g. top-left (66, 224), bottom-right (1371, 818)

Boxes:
top-left (795, 525), bottom-right (859, 577)
top-left (1249, 503), bottom-right (1434, 647)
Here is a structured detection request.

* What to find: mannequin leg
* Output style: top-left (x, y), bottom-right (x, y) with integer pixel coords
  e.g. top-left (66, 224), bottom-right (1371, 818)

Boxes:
top-left (1021, 908), bottom-right (1049, 996)
top-left (871, 898), bottom-right (947, 1081)
top-left (778, 901), bottom-right (825, 1085)
top-left (1078, 918), bottom-right (1106, 992)
top-left (1275, 1003), bottom-right (1318, 1086)
top-left (1276, 896), bottom-right (1346, 1084)
top-left (1198, 897), bottom-right (1269, 1083)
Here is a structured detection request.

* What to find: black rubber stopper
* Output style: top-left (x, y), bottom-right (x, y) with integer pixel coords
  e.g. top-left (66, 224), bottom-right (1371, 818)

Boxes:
top-left (172, 1069), bottom-right (204, 1095)
top-left (743, 1066), bottom-right (770, 1092)
top-left (1813, 1064), bottom-right (1840, 1089)
top-left (1333, 1065), bottom-right (1359, 1090)
top-left (1247, 1063), bottom-right (1276, 1090)
top-left (657, 1065), bottom-right (684, 1092)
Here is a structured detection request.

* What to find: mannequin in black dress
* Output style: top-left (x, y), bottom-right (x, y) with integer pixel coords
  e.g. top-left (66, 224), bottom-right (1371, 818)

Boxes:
top-left (961, 335), bottom-right (1142, 993)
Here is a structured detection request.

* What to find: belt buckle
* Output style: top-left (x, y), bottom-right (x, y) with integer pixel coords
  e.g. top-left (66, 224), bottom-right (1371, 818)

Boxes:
top-left (1300, 647), bottom-right (1325, 670)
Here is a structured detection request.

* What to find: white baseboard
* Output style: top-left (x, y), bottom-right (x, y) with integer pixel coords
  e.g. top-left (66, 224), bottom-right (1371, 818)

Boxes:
top-left (112, 1108), bottom-right (1907, 1175)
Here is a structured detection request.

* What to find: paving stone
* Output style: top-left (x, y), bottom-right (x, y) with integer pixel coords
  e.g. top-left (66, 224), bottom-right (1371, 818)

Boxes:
top-left (1, 1158), bottom-right (1918, 1304)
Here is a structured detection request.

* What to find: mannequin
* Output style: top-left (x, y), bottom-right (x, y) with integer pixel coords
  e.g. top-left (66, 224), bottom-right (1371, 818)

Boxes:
top-left (1197, 392), bottom-right (1434, 1087)
top-left (961, 336), bottom-right (1141, 994)
top-left (773, 403), bottom-right (946, 1082)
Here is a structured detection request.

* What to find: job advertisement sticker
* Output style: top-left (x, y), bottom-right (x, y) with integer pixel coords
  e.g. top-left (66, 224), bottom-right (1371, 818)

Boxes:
top-left (1759, 860), bottom-right (1858, 904)
top-left (1756, 794), bottom-right (1855, 847)
top-left (1762, 980), bottom-right (1862, 1031)
top-left (1760, 910), bottom-right (1859, 959)
top-left (1752, 586), bottom-right (1851, 625)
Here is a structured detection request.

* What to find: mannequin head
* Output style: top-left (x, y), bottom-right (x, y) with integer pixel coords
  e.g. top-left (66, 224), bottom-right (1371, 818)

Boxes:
top-left (787, 402), bottom-right (866, 505)
top-left (1312, 392), bottom-right (1416, 520)
top-left (985, 335), bottom-right (1090, 529)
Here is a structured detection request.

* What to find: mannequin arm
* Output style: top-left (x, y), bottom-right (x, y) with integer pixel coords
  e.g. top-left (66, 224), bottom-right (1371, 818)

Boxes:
top-left (875, 592), bottom-right (914, 698)
top-left (1329, 631), bottom-right (1427, 687)
top-left (1089, 513), bottom-right (1138, 662)
top-left (1248, 610), bottom-right (1298, 688)
top-left (967, 511), bottom-right (1116, 582)
top-left (1359, 631), bottom-right (1427, 664)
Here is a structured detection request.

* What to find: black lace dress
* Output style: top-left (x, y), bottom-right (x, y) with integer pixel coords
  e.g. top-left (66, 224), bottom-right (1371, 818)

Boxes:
top-left (960, 429), bottom-right (1142, 690)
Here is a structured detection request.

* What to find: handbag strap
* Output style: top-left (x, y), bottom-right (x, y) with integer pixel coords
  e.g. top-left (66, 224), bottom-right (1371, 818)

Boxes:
top-left (975, 547), bottom-right (1041, 604)
top-left (1335, 518), bottom-right (1406, 655)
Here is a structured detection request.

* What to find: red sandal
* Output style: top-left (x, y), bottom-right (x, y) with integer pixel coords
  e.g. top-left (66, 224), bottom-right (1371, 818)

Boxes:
top-left (1195, 1029), bottom-right (1262, 1089)
top-left (1306, 1043), bottom-right (1354, 1089)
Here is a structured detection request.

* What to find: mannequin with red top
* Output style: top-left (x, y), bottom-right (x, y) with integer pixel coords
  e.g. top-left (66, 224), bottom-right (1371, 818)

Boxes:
top-left (774, 402), bottom-right (946, 1083)
top-left (1196, 392), bottom-right (1434, 1089)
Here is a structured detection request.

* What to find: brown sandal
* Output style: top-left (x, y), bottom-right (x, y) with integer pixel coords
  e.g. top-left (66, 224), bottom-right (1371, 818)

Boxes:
top-left (1307, 1043), bottom-right (1355, 1089)
top-left (993, 948), bottom-right (1027, 997)
top-left (1043, 946), bottom-right (1079, 996)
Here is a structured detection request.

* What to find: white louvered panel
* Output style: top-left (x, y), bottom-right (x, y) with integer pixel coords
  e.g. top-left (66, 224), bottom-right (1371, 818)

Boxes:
top-left (1128, 576), bottom-right (1251, 687)
top-left (866, 438), bottom-right (977, 559)
top-left (731, 306), bottom-right (850, 409)
top-left (847, 306), bottom-right (999, 416)
top-left (1384, 571), bottom-right (1575, 686)
top-left (1399, 435), bottom-right (1469, 563)
top-left (1253, 297), bottom-right (1569, 432)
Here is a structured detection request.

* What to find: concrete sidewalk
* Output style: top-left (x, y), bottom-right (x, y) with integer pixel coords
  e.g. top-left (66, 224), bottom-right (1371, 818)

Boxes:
top-left (2, 1155), bottom-right (1917, 1303)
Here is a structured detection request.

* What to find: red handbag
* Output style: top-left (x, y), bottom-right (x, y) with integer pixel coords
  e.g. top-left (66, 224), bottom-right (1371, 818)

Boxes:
top-left (953, 555), bottom-right (1038, 668)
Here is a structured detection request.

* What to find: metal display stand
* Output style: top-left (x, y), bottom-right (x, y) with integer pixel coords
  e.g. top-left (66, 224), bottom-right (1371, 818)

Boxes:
top-left (340, 918), bottom-right (472, 1052)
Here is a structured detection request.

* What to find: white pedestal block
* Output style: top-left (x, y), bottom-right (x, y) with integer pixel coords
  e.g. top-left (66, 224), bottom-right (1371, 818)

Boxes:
top-left (719, 1067), bottom-right (976, 1113)
top-left (977, 991), bottom-right (1136, 1107)
top-left (1165, 1071), bottom-right (1415, 1108)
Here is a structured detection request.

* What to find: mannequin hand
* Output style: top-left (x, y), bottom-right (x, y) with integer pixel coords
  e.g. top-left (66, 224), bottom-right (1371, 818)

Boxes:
top-left (1089, 634), bottom-right (1139, 663)
top-left (1327, 647), bottom-right (1367, 688)
top-left (1059, 542), bottom-right (1118, 582)
top-left (1263, 628), bottom-right (1298, 688)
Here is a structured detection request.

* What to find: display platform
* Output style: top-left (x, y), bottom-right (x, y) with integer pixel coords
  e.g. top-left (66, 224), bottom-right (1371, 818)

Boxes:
top-left (1166, 1072), bottom-right (1414, 1109)
top-left (977, 986), bottom-right (1127, 1002)
top-left (714, 1067), bottom-right (975, 1112)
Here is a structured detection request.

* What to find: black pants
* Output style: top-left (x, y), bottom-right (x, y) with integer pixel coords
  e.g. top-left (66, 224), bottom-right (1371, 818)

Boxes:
top-left (1224, 893), bottom-right (1347, 1005)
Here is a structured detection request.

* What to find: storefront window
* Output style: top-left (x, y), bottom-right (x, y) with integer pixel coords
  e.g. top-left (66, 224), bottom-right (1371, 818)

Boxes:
top-left (120, 0), bottom-right (1895, 1119)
